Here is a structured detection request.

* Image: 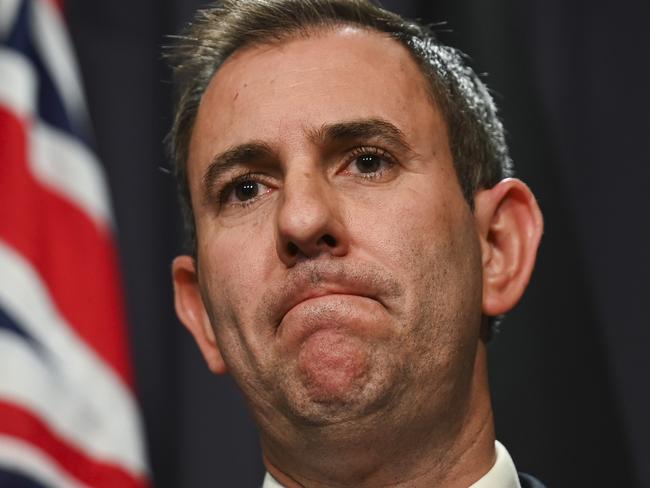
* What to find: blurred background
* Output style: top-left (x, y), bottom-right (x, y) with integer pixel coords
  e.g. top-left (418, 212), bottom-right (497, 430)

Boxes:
top-left (4, 0), bottom-right (648, 486)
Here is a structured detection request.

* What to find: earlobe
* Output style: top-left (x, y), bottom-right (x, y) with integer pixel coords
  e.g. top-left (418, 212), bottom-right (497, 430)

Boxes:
top-left (474, 178), bottom-right (543, 317)
top-left (172, 255), bottom-right (228, 375)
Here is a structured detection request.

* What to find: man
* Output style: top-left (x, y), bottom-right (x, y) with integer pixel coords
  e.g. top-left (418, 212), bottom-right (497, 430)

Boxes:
top-left (168, 0), bottom-right (544, 486)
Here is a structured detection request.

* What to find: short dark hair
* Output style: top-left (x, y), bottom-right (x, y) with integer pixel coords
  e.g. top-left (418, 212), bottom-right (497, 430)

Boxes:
top-left (167, 0), bottom-right (513, 256)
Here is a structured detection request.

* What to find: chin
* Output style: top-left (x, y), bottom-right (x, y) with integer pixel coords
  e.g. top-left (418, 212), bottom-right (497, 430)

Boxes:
top-left (277, 335), bottom-right (409, 427)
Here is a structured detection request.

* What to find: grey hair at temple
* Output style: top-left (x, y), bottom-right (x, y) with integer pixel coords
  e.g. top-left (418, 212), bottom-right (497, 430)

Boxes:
top-left (166, 0), bottom-right (513, 257)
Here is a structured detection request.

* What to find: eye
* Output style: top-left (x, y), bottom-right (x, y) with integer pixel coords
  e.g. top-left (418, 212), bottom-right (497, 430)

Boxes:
top-left (234, 180), bottom-right (260, 201)
top-left (222, 177), bottom-right (272, 206)
top-left (353, 154), bottom-right (383, 173)
top-left (345, 148), bottom-right (395, 179)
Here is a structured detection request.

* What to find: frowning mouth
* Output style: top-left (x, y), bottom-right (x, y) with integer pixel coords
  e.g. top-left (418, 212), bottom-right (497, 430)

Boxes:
top-left (275, 293), bottom-right (388, 350)
top-left (256, 261), bottom-right (403, 335)
top-left (282, 289), bottom-right (376, 319)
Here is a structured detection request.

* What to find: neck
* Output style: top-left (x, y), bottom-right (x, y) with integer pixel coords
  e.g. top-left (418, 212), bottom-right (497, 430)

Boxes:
top-left (261, 343), bottom-right (495, 488)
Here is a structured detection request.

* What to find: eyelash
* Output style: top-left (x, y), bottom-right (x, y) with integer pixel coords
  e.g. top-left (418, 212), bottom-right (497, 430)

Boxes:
top-left (344, 146), bottom-right (397, 179)
top-left (218, 171), bottom-right (271, 208)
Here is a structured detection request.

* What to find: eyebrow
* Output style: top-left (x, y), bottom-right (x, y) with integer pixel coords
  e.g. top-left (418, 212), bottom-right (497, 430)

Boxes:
top-left (309, 118), bottom-right (413, 154)
top-left (202, 141), bottom-right (274, 205)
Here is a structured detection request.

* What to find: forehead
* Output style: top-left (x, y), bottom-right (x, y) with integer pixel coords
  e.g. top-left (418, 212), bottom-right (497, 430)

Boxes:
top-left (188, 26), bottom-right (447, 175)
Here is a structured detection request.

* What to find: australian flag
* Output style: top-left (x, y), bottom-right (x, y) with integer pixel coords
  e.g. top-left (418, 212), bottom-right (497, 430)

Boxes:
top-left (0, 0), bottom-right (149, 486)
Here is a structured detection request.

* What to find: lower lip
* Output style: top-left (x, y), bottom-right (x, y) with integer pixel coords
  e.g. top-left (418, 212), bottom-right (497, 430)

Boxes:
top-left (277, 294), bottom-right (386, 349)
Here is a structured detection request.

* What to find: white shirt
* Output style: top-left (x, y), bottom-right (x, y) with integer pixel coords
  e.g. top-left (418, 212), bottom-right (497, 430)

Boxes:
top-left (262, 441), bottom-right (521, 488)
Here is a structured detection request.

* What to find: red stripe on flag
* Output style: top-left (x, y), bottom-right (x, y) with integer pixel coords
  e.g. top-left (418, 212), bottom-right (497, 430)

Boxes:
top-left (0, 105), bottom-right (133, 388)
top-left (45, 0), bottom-right (65, 15)
top-left (0, 400), bottom-right (148, 487)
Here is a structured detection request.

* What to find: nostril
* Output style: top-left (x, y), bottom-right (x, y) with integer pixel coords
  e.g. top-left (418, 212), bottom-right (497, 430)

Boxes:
top-left (287, 242), bottom-right (299, 256)
top-left (321, 234), bottom-right (337, 247)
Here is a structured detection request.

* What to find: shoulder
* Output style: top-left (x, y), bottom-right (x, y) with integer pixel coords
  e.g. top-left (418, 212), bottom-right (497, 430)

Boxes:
top-left (518, 472), bottom-right (546, 488)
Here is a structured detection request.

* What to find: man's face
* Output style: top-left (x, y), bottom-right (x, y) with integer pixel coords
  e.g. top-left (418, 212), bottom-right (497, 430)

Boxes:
top-left (185, 27), bottom-right (484, 432)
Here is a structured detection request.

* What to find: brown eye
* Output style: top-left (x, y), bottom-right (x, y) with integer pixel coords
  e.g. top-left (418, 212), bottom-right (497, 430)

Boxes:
top-left (234, 180), bottom-right (259, 201)
top-left (222, 177), bottom-right (272, 207)
top-left (354, 154), bottom-right (382, 173)
top-left (346, 150), bottom-right (394, 178)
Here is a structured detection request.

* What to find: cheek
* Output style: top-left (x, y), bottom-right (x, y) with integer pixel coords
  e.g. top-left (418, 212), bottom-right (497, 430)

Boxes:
top-left (197, 219), bottom-right (274, 326)
top-left (347, 178), bottom-right (482, 328)
top-left (347, 180), bottom-right (460, 267)
top-left (196, 229), bottom-right (274, 381)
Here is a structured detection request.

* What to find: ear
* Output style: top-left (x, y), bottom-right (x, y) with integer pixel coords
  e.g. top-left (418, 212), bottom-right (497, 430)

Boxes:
top-left (172, 255), bottom-right (227, 375)
top-left (474, 178), bottom-right (543, 316)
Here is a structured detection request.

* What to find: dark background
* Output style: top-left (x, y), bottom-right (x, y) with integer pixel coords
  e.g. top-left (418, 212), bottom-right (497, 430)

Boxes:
top-left (64, 0), bottom-right (649, 486)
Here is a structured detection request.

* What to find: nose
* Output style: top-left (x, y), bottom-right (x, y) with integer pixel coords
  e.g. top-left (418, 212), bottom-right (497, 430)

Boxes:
top-left (275, 170), bottom-right (350, 266)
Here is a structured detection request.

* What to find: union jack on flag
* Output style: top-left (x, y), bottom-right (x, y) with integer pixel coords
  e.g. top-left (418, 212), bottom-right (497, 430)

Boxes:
top-left (0, 0), bottom-right (150, 486)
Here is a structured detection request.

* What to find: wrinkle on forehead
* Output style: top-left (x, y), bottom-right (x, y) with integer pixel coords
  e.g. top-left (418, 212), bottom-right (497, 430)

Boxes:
top-left (199, 29), bottom-right (431, 119)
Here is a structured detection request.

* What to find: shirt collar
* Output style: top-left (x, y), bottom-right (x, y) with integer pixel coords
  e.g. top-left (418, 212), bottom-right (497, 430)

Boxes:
top-left (469, 441), bottom-right (521, 488)
top-left (263, 441), bottom-right (520, 488)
